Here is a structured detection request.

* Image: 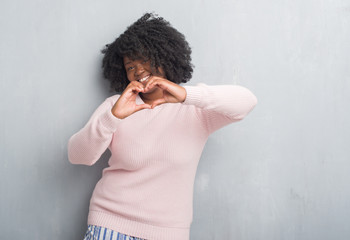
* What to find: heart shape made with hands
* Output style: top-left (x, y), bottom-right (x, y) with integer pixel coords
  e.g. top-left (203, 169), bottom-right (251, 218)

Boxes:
top-left (140, 79), bottom-right (186, 108)
top-left (112, 78), bottom-right (186, 119)
top-left (140, 88), bottom-right (168, 108)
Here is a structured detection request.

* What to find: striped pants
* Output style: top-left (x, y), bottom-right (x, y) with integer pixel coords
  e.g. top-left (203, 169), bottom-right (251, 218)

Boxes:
top-left (83, 225), bottom-right (146, 240)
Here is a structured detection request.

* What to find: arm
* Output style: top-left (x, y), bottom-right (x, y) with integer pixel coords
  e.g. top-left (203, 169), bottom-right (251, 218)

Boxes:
top-left (68, 80), bottom-right (152, 166)
top-left (142, 78), bottom-right (257, 133)
top-left (182, 83), bottom-right (258, 134)
top-left (67, 97), bottom-right (121, 166)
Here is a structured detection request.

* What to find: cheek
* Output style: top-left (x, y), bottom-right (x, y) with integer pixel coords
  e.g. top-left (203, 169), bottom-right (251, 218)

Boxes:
top-left (126, 72), bottom-right (134, 82)
top-left (150, 67), bottom-right (166, 78)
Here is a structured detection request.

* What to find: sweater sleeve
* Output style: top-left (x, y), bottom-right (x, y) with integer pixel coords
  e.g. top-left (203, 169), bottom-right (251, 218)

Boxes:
top-left (67, 96), bottom-right (122, 166)
top-left (182, 83), bottom-right (258, 134)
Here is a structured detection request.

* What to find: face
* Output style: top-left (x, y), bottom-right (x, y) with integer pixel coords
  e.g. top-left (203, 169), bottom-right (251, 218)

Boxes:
top-left (123, 56), bottom-right (165, 85)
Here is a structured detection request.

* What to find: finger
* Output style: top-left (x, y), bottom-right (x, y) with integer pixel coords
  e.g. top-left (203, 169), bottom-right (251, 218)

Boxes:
top-left (144, 77), bottom-right (156, 90)
top-left (133, 80), bottom-right (146, 89)
top-left (126, 81), bottom-right (145, 91)
top-left (145, 76), bottom-right (162, 87)
top-left (134, 103), bottom-right (152, 112)
top-left (120, 86), bottom-right (144, 103)
top-left (123, 88), bottom-right (141, 99)
top-left (133, 87), bottom-right (144, 94)
top-left (151, 98), bottom-right (166, 109)
top-left (129, 84), bottom-right (144, 94)
top-left (145, 78), bottom-right (168, 92)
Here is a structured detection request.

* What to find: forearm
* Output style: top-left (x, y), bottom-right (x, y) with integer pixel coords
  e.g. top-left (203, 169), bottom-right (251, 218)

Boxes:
top-left (183, 83), bottom-right (258, 133)
top-left (68, 99), bottom-right (121, 166)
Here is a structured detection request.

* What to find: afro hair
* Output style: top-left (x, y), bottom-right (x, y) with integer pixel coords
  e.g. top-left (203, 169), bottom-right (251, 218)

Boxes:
top-left (101, 12), bottom-right (194, 93)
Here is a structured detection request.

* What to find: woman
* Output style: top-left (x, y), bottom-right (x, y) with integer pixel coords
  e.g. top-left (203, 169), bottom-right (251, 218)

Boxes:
top-left (68, 13), bottom-right (258, 240)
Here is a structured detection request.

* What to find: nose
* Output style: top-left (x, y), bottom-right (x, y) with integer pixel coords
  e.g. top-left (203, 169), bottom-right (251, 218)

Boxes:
top-left (134, 63), bottom-right (145, 77)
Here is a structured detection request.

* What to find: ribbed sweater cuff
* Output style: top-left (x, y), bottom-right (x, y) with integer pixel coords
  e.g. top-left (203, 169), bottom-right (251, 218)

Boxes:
top-left (100, 109), bottom-right (122, 132)
top-left (182, 85), bottom-right (205, 108)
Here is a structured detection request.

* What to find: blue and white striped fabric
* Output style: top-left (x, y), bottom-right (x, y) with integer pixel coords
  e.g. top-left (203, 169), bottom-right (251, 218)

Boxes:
top-left (83, 225), bottom-right (146, 240)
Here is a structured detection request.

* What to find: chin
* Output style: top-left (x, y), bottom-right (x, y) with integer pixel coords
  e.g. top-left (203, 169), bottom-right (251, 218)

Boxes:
top-left (143, 88), bottom-right (157, 94)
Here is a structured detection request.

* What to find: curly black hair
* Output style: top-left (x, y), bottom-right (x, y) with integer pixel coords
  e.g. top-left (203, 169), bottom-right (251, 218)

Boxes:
top-left (101, 12), bottom-right (194, 93)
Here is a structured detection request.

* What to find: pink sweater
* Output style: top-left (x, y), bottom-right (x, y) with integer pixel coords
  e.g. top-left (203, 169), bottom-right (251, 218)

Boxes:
top-left (68, 83), bottom-right (257, 240)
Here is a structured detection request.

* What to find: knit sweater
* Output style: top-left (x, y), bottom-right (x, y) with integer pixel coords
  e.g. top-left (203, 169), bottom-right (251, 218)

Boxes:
top-left (68, 83), bottom-right (257, 240)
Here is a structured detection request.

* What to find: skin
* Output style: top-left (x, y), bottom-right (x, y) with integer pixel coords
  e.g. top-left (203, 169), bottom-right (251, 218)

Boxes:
top-left (111, 56), bottom-right (187, 119)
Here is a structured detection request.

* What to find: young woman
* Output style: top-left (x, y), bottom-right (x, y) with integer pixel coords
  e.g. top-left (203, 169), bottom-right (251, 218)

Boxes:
top-left (68, 13), bottom-right (258, 240)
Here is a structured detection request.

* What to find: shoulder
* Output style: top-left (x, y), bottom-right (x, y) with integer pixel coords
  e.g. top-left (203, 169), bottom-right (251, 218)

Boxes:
top-left (104, 94), bottom-right (121, 105)
top-left (92, 94), bottom-right (121, 111)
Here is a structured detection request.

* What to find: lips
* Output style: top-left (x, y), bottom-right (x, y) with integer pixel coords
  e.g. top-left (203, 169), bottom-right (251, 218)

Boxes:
top-left (138, 75), bottom-right (151, 83)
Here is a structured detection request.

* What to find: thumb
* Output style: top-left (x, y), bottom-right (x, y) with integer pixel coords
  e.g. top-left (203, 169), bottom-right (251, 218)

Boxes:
top-left (134, 103), bottom-right (152, 113)
top-left (151, 98), bottom-right (166, 109)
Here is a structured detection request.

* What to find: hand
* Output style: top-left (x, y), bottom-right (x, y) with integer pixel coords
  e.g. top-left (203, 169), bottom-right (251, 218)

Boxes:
top-left (111, 81), bottom-right (151, 119)
top-left (144, 76), bottom-right (187, 108)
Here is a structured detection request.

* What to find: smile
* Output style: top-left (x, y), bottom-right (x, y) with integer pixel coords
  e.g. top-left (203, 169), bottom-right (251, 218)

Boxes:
top-left (139, 75), bottom-right (151, 83)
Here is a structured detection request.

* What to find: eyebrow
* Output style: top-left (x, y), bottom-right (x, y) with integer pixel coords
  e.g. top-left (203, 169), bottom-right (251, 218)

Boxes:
top-left (124, 61), bottom-right (132, 66)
